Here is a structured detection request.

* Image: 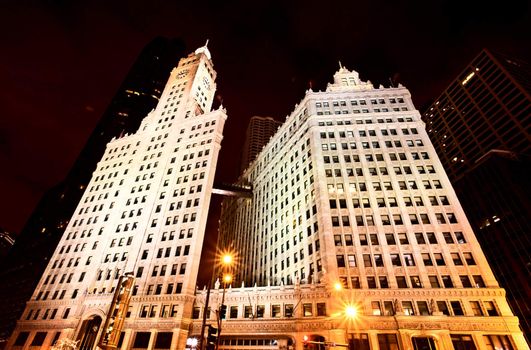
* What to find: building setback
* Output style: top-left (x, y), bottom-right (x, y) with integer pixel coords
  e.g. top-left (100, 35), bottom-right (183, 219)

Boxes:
top-left (215, 67), bottom-right (528, 350)
top-left (8, 45), bottom-right (227, 350)
top-left (421, 49), bottom-right (531, 341)
top-left (0, 37), bottom-right (185, 342)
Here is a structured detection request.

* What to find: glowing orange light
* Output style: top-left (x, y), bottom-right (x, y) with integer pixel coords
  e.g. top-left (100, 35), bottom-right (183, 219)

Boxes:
top-left (222, 253), bottom-right (233, 266)
top-left (345, 305), bottom-right (358, 319)
top-left (223, 274), bottom-right (232, 283)
top-left (334, 282), bottom-right (343, 291)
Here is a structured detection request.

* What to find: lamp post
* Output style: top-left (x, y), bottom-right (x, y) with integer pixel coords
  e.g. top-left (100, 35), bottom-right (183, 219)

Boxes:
top-left (343, 304), bottom-right (358, 350)
top-left (198, 252), bottom-right (234, 350)
top-left (215, 254), bottom-right (233, 350)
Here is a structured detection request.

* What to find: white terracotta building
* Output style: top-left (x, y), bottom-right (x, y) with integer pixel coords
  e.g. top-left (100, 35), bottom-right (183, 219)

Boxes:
top-left (214, 67), bottom-right (528, 350)
top-left (8, 44), bottom-right (226, 350)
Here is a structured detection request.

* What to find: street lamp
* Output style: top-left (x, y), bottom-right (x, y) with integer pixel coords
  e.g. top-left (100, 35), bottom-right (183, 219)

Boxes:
top-left (345, 305), bottom-right (358, 319)
top-left (198, 251), bottom-right (235, 350)
top-left (343, 304), bottom-right (358, 350)
top-left (215, 253), bottom-right (234, 350)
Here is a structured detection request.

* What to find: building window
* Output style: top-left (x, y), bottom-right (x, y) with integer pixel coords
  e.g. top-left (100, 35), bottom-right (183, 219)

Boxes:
top-left (317, 303), bottom-right (326, 316)
top-left (133, 332), bottom-right (151, 349)
top-left (412, 337), bottom-right (436, 350)
top-left (284, 304), bottom-right (294, 317)
top-left (451, 335), bottom-right (477, 350)
top-left (372, 301), bottom-right (382, 315)
top-left (378, 334), bottom-right (400, 350)
top-left (451, 301), bottom-right (464, 315)
top-left (155, 333), bottom-right (173, 350)
top-left (31, 332), bottom-right (47, 346)
top-left (483, 335), bottom-right (514, 350)
top-left (349, 334), bottom-right (370, 350)
top-left (396, 276), bottom-right (408, 288)
top-left (470, 301), bottom-right (483, 316)
top-left (14, 332), bottom-right (30, 347)
top-left (303, 303), bottom-right (313, 316)
top-left (417, 301), bottom-right (430, 315)
top-left (256, 305), bottom-right (265, 318)
top-left (402, 301), bottom-right (414, 315)
top-left (230, 306), bottom-right (239, 318)
top-left (485, 301), bottom-right (499, 316)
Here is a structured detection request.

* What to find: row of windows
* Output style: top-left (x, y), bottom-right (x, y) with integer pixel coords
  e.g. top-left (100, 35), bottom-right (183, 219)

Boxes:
top-left (316, 97), bottom-right (405, 108)
top-left (140, 243), bottom-right (192, 260)
top-left (321, 139), bottom-right (424, 151)
top-left (326, 164), bottom-right (436, 178)
top-left (330, 212), bottom-right (458, 227)
top-left (51, 254), bottom-right (94, 269)
top-left (320, 128), bottom-right (418, 139)
top-left (334, 231), bottom-right (466, 247)
top-left (369, 299), bottom-right (498, 317)
top-left (332, 195), bottom-right (448, 210)
top-left (336, 250), bottom-right (475, 268)
top-left (317, 107), bottom-right (409, 115)
top-left (327, 180), bottom-right (443, 194)
top-left (340, 274), bottom-right (485, 290)
top-left (137, 282), bottom-right (183, 296)
top-left (323, 151), bottom-right (430, 164)
top-left (317, 116), bottom-right (414, 127)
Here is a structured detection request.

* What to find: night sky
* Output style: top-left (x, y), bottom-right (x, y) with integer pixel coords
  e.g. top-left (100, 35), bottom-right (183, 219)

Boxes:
top-left (0, 0), bottom-right (529, 235)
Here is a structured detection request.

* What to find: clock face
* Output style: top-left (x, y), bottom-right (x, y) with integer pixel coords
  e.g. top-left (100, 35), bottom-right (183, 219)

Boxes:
top-left (202, 76), bottom-right (211, 90)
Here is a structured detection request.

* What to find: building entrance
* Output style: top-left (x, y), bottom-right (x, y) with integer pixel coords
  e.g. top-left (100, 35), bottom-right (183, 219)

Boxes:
top-left (77, 315), bottom-right (102, 350)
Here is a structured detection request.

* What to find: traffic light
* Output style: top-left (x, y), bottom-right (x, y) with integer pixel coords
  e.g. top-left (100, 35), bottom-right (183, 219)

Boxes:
top-left (219, 304), bottom-right (227, 319)
top-left (206, 325), bottom-right (218, 350)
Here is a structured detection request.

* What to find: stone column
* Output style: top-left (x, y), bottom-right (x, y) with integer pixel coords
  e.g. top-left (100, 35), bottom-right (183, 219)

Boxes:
top-left (368, 331), bottom-right (380, 350)
top-left (329, 328), bottom-right (346, 347)
top-left (397, 330), bottom-right (412, 350)
top-left (172, 328), bottom-right (190, 350)
top-left (120, 329), bottom-right (134, 350)
top-left (148, 330), bottom-right (157, 350)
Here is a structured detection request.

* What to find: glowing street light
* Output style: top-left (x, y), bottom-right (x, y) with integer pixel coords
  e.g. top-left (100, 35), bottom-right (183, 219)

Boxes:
top-left (223, 273), bottom-right (232, 284)
top-left (334, 281), bottom-right (343, 291)
top-left (345, 305), bottom-right (358, 319)
top-left (222, 253), bottom-right (233, 266)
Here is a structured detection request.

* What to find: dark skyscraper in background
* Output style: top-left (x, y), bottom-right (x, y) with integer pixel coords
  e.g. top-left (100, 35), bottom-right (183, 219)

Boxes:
top-left (0, 37), bottom-right (185, 341)
top-left (422, 49), bottom-right (530, 182)
top-left (240, 116), bottom-right (282, 172)
top-left (421, 49), bottom-right (531, 341)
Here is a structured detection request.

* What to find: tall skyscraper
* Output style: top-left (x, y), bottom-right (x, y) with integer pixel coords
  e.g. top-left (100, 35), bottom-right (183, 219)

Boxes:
top-left (8, 44), bottom-right (226, 350)
top-left (241, 116), bottom-right (282, 172)
top-left (421, 49), bottom-right (530, 183)
top-left (421, 49), bottom-right (531, 341)
top-left (0, 37), bottom-right (185, 341)
top-left (215, 66), bottom-right (528, 350)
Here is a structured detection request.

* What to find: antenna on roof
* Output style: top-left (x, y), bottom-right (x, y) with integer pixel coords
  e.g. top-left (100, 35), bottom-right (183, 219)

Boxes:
top-left (338, 60), bottom-right (343, 69)
top-left (205, 39), bottom-right (209, 47)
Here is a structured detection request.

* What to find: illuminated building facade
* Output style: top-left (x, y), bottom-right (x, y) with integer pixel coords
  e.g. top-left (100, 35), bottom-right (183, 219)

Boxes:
top-left (0, 37), bottom-right (186, 342)
top-left (8, 44), bottom-right (227, 350)
top-left (215, 67), bottom-right (528, 350)
top-left (241, 116), bottom-right (282, 172)
top-left (421, 49), bottom-right (531, 341)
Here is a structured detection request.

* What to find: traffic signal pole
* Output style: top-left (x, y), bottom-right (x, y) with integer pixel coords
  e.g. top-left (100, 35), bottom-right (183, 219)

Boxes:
top-left (198, 282), bottom-right (211, 350)
top-left (215, 282), bottom-right (228, 350)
